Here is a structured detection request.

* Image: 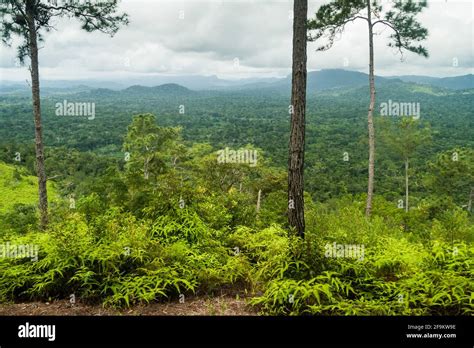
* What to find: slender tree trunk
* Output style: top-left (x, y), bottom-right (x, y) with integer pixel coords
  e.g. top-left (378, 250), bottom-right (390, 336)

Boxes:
top-left (288, 0), bottom-right (307, 237)
top-left (256, 189), bottom-right (262, 215)
top-left (144, 156), bottom-right (149, 179)
top-left (26, 1), bottom-right (48, 229)
top-left (405, 158), bottom-right (409, 213)
top-left (468, 187), bottom-right (473, 213)
top-left (365, 0), bottom-right (376, 217)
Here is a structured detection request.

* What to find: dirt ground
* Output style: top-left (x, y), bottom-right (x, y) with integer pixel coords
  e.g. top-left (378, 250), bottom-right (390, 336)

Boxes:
top-left (0, 295), bottom-right (259, 316)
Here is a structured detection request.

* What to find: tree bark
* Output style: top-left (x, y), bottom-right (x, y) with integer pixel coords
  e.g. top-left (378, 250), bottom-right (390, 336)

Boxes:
top-left (468, 187), bottom-right (473, 213)
top-left (26, 0), bottom-right (48, 229)
top-left (365, 0), bottom-right (376, 217)
top-left (288, 0), bottom-right (308, 237)
top-left (256, 189), bottom-right (262, 214)
top-left (405, 158), bottom-right (409, 212)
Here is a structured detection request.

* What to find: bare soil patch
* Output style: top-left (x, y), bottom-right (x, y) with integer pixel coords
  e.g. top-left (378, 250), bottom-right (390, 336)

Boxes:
top-left (0, 296), bottom-right (258, 316)
top-left (0, 295), bottom-right (258, 316)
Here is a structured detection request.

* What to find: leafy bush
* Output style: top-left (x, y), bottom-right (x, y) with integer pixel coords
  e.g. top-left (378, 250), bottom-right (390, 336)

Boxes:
top-left (250, 236), bottom-right (473, 315)
top-left (0, 208), bottom-right (250, 307)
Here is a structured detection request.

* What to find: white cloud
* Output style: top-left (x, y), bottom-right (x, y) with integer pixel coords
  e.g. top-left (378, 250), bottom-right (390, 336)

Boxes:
top-left (0, 0), bottom-right (472, 81)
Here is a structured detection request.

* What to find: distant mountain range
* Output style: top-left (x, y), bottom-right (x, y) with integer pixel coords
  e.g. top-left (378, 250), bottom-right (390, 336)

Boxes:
top-left (250, 69), bottom-right (391, 92)
top-left (387, 74), bottom-right (474, 90)
top-left (1, 69), bottom-right (472, 95)
top-left (123, 83), bottom-right (194, 96)
top-left (245, 69), bottom-right (473, 91)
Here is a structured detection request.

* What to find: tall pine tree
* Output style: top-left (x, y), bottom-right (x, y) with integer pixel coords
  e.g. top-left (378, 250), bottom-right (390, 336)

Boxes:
top-left (288, 0), bottom-right (308, 237)
top-left (308, 0), bottom-right (429, 216)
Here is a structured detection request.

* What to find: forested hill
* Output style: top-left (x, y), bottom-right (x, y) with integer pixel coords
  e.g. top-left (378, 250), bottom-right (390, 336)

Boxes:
top-left (0, 70), bottom-right (472, 317)
top-left (389, 74), bottom-right (474, 90)
top-left (0, 74), bottom-right (472, 207)
top-left (239, 69), bottom-right (391, 92)
top-left (122, 84), bottom-right (195, 97)
top-left (1, 77), bottom-right (472, 155)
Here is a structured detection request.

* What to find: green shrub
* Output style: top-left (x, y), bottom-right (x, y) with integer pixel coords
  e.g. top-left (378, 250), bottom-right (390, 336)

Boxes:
top-left (0, 208), bottom-right (250, 307)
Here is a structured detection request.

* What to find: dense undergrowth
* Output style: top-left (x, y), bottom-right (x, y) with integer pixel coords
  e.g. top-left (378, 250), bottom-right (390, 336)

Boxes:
top-left (0, 196), bottom-right (472, 315)
top-left (0, 114), bottom-right (472, 315)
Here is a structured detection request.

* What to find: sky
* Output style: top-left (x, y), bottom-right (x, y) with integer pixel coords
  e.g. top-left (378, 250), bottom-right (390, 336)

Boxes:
top-left (0, 0), bottom-right (472, 82)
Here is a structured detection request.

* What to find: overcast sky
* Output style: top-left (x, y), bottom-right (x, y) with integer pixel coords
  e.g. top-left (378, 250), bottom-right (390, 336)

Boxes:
top-left (0, 0), bottom-right (472, 81)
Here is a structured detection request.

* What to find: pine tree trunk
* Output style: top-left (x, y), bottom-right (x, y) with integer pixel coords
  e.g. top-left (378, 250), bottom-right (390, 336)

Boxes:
top-left (405, 158), bottom-right (409, 213)
top-left (26, 1), bottom-right (48, 229)
top-left (365, 0), bottom-right (376, 217)
top-left (288, 0), bottom-right (308, 237)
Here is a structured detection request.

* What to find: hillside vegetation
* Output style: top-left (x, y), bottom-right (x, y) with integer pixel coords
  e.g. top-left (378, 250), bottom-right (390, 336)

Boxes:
top-left (0, 90), bottom-right (472, 314)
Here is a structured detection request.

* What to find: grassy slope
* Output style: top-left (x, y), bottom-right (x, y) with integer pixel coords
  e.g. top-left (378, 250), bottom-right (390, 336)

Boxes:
top-left (0, 161), bottom-right (56, 213)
